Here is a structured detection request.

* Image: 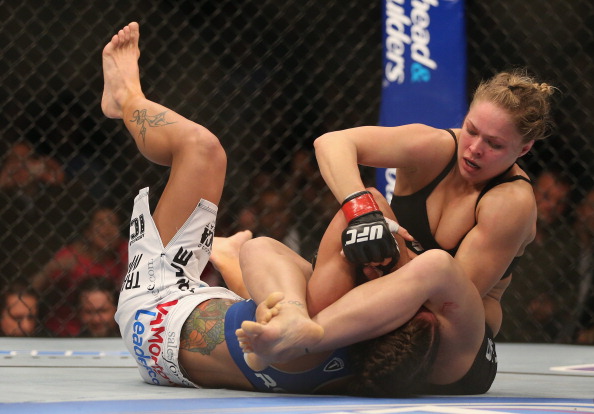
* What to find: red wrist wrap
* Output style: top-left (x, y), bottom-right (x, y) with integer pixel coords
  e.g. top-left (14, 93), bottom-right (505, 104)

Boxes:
top-left (341, 192), bottom-right (380, 222)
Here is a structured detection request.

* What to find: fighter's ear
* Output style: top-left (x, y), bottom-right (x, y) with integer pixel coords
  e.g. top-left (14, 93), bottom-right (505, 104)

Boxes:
top-left (519, 140), bottom-right (534, 157)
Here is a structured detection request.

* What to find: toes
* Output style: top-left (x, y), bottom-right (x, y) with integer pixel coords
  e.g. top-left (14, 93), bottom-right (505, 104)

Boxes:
top-left (236, 328), bottom-right (254, 352)
top-left (240, 320), bottom-right (264, 336)
top-left (244, 353), bottom-right (270, 372)
top-left (265, 292), bottom-right (285, 308)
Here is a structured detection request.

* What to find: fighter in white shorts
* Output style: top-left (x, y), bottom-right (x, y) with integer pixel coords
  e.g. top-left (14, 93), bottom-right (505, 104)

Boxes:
top-left (102, 21), bottom-right (243, 387)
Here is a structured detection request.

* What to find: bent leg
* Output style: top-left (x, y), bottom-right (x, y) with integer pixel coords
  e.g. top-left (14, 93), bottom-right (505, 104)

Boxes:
top-left (236, 237), bottom-right (324, 370)
top-left (239, 237), bottom-right (314, 303)
top-left (237, 188), bottom-right (423, 370)
top-left (102, 22), bottom-right (226, 246)
top-left (241, 249), bottom-right (484, 371)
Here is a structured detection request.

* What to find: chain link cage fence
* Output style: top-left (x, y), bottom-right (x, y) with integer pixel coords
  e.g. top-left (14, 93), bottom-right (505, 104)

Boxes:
top-left (1, 1), bottom-right (592, 342)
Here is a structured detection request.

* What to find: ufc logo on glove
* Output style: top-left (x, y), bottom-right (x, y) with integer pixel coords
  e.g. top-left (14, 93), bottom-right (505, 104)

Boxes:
top-left (340, 190), bottom-right (399, 266)
top-left (344, 224), bottom-right (384, 245)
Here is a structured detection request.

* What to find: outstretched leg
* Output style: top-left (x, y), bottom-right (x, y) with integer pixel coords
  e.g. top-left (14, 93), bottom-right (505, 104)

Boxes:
top-left (238, 249), bottom-right (484, 375)
top-left (102, 22), bottom-right (226, 245)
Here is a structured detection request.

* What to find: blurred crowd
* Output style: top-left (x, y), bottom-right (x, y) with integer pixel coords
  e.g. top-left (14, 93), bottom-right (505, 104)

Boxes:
top-left (0, 140), bottom-right (336, 338)
top-left (1, 141), bottom-right (123, 338)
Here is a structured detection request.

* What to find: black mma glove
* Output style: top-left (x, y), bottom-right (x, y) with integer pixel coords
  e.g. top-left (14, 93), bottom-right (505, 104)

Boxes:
top-left (340, 190), bottom-right (400, 267)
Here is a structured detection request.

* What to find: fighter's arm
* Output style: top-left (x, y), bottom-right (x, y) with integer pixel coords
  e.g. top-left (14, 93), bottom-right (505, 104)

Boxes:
top-left (314, 125), bottom-right (439, 267)
top-left (314, 124), bottom-right (450, 202)
top-left (453, 181), bottom-right (536, 297)
top-left (306, 188), bottom-right (412, 317)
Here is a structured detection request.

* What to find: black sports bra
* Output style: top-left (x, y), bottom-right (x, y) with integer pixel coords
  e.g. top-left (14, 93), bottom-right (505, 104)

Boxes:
top-left (390, 129), bottom-right (531, 279)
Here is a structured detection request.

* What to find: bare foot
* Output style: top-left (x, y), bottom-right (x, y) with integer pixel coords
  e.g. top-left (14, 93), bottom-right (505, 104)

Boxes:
top-left (210, 230), bottom-right (253, 271)
top-left (236, 292), bottom-right (324, 371)
top-left (210, 230), bottom-right (253, 298)
top-left (101, 22), bottom-right (144, 119)
top-left (236, 292), bottom-right (284, 355)
top-left (253, 291), bottom-right (282, 326)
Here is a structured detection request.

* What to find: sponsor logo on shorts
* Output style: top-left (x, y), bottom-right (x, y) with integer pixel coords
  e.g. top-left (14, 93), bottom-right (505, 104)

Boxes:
top-left (163, 330), bottom-right (192, 387)
top-left (486, 337), bottom-right (497, 363)
top-left (171, 247), bottom-right (194, 292)
top-left (130, 214), bottom-right (145, 245)
top-left (146, 258), bottom-right (159, 296)
top-left (122, 254), bottom-right (143, 291)
top-left (165, 331), bottom-right (177, 362)
top-left (323, 357), bottom-right (345, 372)
top-left (198, 222), bottom-right (215, 254)
top-left (254, 373), bottom-right (287, 393)
top-left (131, 300), bottom-right (178, 385)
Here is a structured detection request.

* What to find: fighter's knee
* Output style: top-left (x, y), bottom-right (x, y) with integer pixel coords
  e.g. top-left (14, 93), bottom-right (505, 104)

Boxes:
top-left (203, 135), bottom-right (226, 169)
top-left (182, 125), bottom-right (226, 167)
top-left (239, 237), bottom-right (277, 263)
top-left (410, 249), bottom-right (457, 281)
top-left (422, 249), bottom-right (454, 264)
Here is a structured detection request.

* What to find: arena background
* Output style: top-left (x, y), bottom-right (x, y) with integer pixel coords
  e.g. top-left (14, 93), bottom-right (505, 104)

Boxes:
top-left (1, 1), bottom-right (592, 342)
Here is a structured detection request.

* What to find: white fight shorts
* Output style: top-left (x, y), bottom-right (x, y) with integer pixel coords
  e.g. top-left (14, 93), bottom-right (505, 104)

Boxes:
top-left (115, 187), bottom-right (242, 387)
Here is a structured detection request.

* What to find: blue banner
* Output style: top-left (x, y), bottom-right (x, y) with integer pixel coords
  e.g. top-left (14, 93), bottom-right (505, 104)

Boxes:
top-left (376, 0), bottom-right (467, 201)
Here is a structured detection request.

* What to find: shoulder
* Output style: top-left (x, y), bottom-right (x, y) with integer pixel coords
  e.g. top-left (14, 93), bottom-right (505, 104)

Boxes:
top-left (479, 176), bottom-right (535, 212)
top-left (476, 178), bottom-right (536, 237)
top-left (394, 125), bottom-right (457, 173)
top-left (402, 124), bottom-right (456, 143)
top-left (413, 125), bottom-right (457, 153)
top-left (481, 163), bottom-right (533, 201)
top-left (369, 124), bottom-right (455, 141)
top-left (450, 128), bottom-right (462, 139)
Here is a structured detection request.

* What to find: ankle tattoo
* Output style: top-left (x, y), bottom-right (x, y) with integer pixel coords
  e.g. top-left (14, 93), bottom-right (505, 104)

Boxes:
top-left (281, 300), bottom-right (304, 308)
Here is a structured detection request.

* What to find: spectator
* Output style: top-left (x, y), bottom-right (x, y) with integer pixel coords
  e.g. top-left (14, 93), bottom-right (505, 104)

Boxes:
top-left (0, 140), bottom-right (94, 282)
top-left (0, 141), bottom-right (65, 192)
top-left (31, 206), bottom-right (127, 336)
top-left (0, 283), bottom-right (39, 337)
top-left (500, 169), bottom-right (579, 342)
top-left (77, 277), bottom-right (119, 338)
top-left (573, 187), bottom-right (594, 344)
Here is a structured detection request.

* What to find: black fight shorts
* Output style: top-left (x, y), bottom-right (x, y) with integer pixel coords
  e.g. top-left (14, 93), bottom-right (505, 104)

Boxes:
top-left (422, 324), bottom-right (498, 395)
